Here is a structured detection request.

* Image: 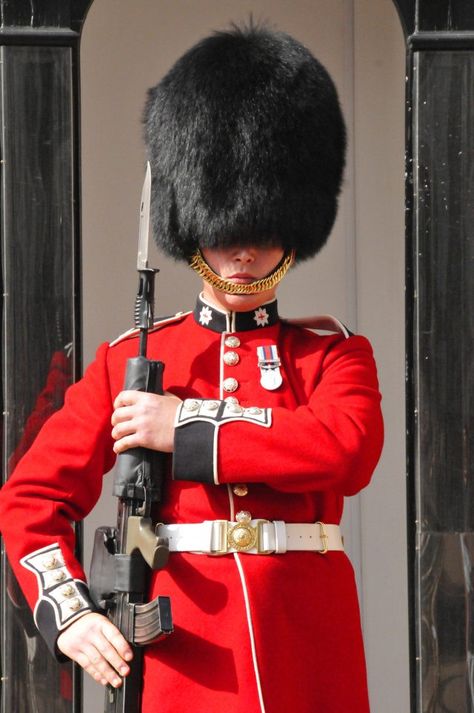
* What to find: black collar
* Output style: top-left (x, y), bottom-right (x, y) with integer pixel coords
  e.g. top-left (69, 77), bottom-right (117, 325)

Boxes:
top-left (193, 294), bottom-right (280, 333)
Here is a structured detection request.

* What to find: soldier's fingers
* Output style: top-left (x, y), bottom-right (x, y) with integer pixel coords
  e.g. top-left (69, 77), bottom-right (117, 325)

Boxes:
top-left (111, 405), bottom-right (134, 426)
top-left (111, 420), bottom-right (136, 441)
top-left (74, 651), bottom-right (110, 686)
top-left (93, 670), bottom-right (108, 686)
top-left (79, 645), bottom-right (123, 688)
top-left (102, 624), bottom-right (134, 661)
top-left (76, 655), bottom-right (99, 683)
top-left (112, 434), bottom-right (138, 453)
top-left (93, 634), bottom-right (130, 677)
top-left (90, 667), bottom-right (107, 686)
top-left (113, 390), bottom-right (141, 409)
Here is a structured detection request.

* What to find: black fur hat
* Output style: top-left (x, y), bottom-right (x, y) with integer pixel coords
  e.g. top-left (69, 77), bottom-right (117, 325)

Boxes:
top-left (143, 24), bottom-right (346, 262)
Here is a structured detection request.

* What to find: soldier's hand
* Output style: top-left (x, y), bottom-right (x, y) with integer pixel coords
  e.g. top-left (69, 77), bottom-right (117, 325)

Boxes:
top-left (111, 390), bottom-right (181, 454)
top-left (57, 612), bottom-right (133, 687)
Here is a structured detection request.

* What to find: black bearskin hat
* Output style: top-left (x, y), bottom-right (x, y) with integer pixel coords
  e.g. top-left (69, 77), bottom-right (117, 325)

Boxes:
top-left (143, 24), bottom-right (346, 262)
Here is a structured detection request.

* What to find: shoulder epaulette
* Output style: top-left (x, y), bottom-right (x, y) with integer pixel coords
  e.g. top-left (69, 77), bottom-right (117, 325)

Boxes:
top-left (109, 311), bottom-right (191, 347)
top-left (283, 314), bottom-right (353, 339)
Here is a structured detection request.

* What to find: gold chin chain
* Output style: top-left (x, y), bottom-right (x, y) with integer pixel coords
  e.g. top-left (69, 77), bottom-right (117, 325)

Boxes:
top-left (189, 250), bottom-right (295, 295)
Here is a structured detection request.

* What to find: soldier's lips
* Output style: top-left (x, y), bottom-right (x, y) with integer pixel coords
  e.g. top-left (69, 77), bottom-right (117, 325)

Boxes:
top-left (227, 274), bottom-right (256, 283)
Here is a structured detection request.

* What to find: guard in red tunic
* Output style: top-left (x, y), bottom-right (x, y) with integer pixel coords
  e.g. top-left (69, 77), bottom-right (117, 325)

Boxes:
top-left (0, 24), bottom-right (383, 713)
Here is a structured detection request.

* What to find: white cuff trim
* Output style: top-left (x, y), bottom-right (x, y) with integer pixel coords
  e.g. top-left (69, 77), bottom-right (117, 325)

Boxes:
top-left (21, 543), bottom-right (91, 630)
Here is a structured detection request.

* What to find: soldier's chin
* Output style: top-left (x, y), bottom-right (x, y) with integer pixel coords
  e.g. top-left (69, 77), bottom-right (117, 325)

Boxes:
top-left (218, 281), bottom-right (263, 297)
top-left (225, 278), bottom-right (258, 289)
top-left (211, 289), bottom-right (272, 313)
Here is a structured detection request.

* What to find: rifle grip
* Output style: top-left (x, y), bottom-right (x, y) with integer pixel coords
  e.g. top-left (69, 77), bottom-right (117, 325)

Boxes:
top-left (122, 355), bottom-right (164, 395)
top-left (113, 356), bottom-right (166, 501)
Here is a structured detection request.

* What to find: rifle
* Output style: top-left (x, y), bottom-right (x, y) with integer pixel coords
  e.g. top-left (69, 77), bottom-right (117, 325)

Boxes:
top-left (90, 162), bottom-right (173, 713)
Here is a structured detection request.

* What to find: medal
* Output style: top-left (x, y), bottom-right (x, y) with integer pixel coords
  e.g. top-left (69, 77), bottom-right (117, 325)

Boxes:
top-left (257, 345), bottom-right (283, 391)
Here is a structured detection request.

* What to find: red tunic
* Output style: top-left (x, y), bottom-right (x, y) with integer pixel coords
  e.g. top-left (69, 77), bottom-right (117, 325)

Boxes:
top-left (0, 296), bottom-right (383, 713)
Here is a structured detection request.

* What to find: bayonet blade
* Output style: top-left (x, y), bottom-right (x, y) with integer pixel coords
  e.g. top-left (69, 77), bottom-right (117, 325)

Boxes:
top-left (137, 161), bottom-right (152, 270)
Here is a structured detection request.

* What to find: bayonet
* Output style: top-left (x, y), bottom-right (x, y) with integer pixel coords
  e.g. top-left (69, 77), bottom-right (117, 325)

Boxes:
top-left (134, 161), bottom-right (159, 354)
top-left (137, 161), bottom-right (151, 271)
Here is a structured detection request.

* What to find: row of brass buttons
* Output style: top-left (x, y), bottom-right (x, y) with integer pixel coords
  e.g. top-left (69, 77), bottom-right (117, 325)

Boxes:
top-left (223, 336), bottom-right (240, 392)
top-left (224, 337), bottom-right (247, 497)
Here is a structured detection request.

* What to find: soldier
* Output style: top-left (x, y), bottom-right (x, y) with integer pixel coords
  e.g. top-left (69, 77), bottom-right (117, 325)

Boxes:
top-left (0, 24), bottom-right (383, 713)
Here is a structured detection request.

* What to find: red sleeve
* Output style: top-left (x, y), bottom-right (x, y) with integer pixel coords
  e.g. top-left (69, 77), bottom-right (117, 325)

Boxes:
top-left (173, 335), bottom-right (383, 496)
top-left (8, 349), bottom-right (73, 471)
top-left (217, 335), bottom-right (383, 495)
top-left (0, 342), bottom-right (116, 653)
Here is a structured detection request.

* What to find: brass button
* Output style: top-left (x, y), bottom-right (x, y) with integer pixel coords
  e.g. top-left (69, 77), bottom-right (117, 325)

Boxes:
top-left (225, 336), bottom-right (240, 348)
top-left (53, 570), bottom-right (67, 583)
top-left (223, 351), bottom-right (240, 366)
top-left (206, 401), bottom-right (219, 411)
top-left (236, 510), bottom-right (251, 521)
top-left (233, 484), bottom-right (248, 497)
top-left (227, 403), bottom-right (243, 414)
top-left (68, 598), bottom-right (82, 612)
top-left (61, 584), bottom-right (76, 598)
top-left (42, 554), bottom-right (58, 570)
top-left (223, 377), bottom-right (239, 393)
top-left (225, 396), bottom-right (239, 404)
top-left (183, 399), bottom-right (200, 411)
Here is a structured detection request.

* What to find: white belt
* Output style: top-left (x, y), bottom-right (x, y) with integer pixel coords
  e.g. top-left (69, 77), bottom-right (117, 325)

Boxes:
top-left (156, 518), bottom-right (343, 555)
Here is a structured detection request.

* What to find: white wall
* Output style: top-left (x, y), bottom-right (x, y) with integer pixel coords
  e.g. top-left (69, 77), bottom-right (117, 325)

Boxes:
top-left (80, 2), bottom-right (407, 711)
top-left (353, 3), bottom-right (407, 710)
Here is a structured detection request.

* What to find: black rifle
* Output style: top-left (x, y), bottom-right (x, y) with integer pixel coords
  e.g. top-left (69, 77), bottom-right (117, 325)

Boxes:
top-left (90, 164), bottom-right (173, 713)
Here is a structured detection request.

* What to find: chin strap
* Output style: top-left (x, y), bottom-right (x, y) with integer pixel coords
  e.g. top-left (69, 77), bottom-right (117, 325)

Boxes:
top-left (189, 249), bottom-right (295, 295)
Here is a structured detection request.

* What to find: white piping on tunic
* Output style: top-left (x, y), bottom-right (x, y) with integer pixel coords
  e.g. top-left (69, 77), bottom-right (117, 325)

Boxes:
top-left (219, 333), bottom-right (226, 400)
top-left (214, 333), bottom-right (226, 484)
top-left (234, 553), bottom-right (267, 713)
top-left (212, 427), bottom-right (219, 485)
top-left (220, 330), bottom-right (264, 711)
top-left (226, 484), bottom-right (235, 521)
top-left (221, 331), bottom-right (236, 622)
top-left (213, 332), bottom-right (227, 485)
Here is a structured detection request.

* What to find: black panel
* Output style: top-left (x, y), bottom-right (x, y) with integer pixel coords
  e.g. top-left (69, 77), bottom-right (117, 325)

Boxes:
top-left (418, 533), bottom-right (474, 713)
top-left (0, 0), bottom-right (32, 25)
top-left (392, 0), bottom-right (474, 36)
top-left (0, 0), bottom-right (93, 32)
top-left (409, 32), bottom-right (474, 51)
top-left (412, 49), bottom-right (474, 711)
top-left (0, 44), bottom-right (77, 713)
top-left (420, 0), bottom-right (474, 31)
top-left (0, 5), bottom-right (95, 713)
top-left (414, 51), bottom-right (474, 534)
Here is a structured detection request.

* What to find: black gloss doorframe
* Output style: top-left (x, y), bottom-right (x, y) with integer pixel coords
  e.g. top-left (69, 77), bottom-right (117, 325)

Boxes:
top-left (0, 3), bottom-right (93, 713)
top-left (392, 1), bottom-right (474, 711)
top-left (411, 44), bottom-right (474, 713)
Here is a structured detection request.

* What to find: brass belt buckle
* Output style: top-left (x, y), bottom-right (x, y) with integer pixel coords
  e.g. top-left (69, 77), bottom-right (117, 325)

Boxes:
top-left (226, 513), bottom-right (275, 554)
top-left (227, 511), bottom-right (257, 552)
top-left (316, 521), bottom-right (328, 554)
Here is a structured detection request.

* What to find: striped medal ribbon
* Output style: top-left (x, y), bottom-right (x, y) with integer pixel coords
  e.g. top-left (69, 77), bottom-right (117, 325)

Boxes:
top-left (256, 345), bottom-right (283, 391)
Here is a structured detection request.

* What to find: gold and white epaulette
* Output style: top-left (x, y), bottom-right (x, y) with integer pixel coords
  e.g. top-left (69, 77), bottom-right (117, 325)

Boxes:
top-left (283, 314), bottom-right (352, 339)
top-left (109, 311), bottom-right (191, 347)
